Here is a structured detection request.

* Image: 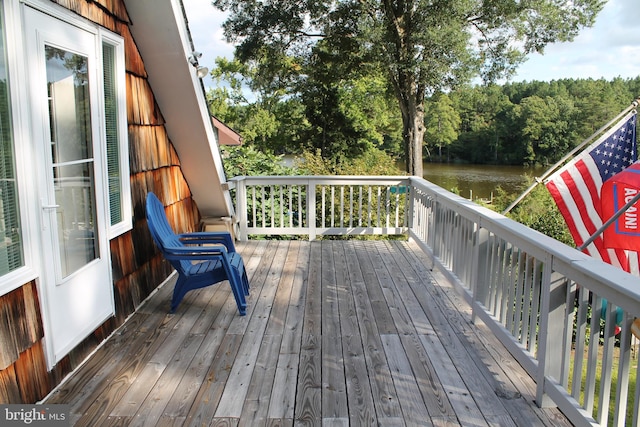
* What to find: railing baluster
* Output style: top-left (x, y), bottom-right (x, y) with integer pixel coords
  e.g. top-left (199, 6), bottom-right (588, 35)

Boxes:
top-left (367, 186), bottom-right (372, 227)
top-left (358, 187), bottom-right (363, 227)
top-left (331, 186), bottom-right (335, 228)
top-left (298, 185), bottom-right (303, 229)
top-left (377, 186), bottom-right (381, 228)
top-left (279, 185), bottom-right (284, 227)
top-left (270, 186), bottom-right (275, 228)
top-left (597, 300), bottom-right (616, 425)
top-left (614, 313), bottom-right (634, 426)
top-left (288, 186), bottom-right (293, 228)
top-left (584, 293), bottom-right (603, 414)
top-left (251, 186), bottom-right (257, 228)
top-left (386, 188), bottom-right (391, 228)
top-left (528, 260), bottom-right (542, 353)
top-left (521, 255), bottom-right (532, 347)
top-left (261, 186), bottom-right (266, 228)
top-left (340, 186), bottom-right (344, 228)
top-left (349, 186), bottom-right (353, 228)
top-left (572, 285), bottom-right (588, 400)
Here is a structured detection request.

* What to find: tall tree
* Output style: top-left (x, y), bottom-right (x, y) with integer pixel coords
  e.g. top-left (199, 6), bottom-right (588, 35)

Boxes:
top-left (425, 93), bottom-right (460, 161)
top-left (213, 0), bottom-right (605, 175)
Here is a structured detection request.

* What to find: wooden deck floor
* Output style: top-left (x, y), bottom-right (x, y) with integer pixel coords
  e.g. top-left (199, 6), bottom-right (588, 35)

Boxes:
top-left (44, 240), bottom-right (572, 426)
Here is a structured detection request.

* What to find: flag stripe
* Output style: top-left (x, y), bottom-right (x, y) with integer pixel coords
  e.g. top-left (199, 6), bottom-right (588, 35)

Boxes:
top-left (547, 168), bottom-right (614, 265)
top-left (551, 159), bottom-right (628, 270)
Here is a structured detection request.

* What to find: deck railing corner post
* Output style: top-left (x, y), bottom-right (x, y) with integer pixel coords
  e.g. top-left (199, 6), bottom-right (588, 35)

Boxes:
top-left (407, 179), bottom-right (415, 232)
top-left (235, 177), bottom-right (248, 241)
top-left (308, 179), bottom-right (316, 241)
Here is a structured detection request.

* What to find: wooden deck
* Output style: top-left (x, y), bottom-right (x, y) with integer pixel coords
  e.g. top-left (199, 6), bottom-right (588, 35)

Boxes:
top-left (44, 240), bottom-right (572, 426)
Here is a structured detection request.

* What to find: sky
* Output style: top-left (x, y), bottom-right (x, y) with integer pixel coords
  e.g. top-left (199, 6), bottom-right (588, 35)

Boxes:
top-left (183, 0), bottom-right (640, 88)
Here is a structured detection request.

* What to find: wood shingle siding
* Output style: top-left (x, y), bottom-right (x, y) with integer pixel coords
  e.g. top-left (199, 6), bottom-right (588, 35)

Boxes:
top-left (129, 125), bottom-right (177, 173)
top-left (0, 0), bottom-right (199, 403)
top-left (0, 281), bottom-right (49, 403)
top-left (121, 21), bottom-right (146, 77)
top-left (50, 0), bottom-right (130, 28)
top-left (0, 281), bottom-right (43, 370)
top-left (127, 74), bottom-right (165, 125)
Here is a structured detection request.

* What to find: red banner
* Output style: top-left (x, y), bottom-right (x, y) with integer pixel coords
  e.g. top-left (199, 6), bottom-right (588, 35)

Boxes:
top-left (602, 162), bottom-right (640, 250)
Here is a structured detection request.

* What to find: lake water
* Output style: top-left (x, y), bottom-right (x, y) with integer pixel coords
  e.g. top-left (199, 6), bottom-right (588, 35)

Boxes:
top-left (283, 155), bottom-right (545, 201)
top-left (420, 163), bottom-right (547, 201)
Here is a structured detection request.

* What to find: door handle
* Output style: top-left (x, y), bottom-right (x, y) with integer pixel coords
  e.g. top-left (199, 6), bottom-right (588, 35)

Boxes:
top-left (40, 200), bottom-right (59, 231)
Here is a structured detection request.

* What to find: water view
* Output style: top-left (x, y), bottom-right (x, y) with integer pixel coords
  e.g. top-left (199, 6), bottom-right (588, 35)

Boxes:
top-left (420, 163), bottom-right (547, 202)
top-left (284, 155), bottom-right (545, 202)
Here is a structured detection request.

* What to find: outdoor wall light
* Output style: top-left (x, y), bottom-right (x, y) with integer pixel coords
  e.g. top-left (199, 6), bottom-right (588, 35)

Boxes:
top-left (188, 51), bottom-right (209, 79)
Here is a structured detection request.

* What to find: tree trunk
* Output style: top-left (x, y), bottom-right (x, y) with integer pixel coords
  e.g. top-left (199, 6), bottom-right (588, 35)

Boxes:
top-left (391, 67), bottom-right (425, 177)
top-left (401, 104), bottom-right (425, 177)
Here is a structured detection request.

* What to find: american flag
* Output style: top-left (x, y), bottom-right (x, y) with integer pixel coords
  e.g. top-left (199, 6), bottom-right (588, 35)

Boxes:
top-left (544, 111), bottom-right (637, 272)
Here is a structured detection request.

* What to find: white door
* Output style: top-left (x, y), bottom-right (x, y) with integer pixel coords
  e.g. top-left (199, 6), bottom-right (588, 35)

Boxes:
top-left (25, 7), bottom-right (114, 364)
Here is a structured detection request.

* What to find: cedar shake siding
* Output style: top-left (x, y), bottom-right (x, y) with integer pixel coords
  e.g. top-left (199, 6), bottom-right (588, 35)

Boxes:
top-left (0, 0), bottom-right (201, 403)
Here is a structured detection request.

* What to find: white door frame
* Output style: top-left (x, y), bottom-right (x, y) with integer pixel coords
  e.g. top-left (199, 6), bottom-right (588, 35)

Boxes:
top-left (24, 5), bottom-right (115, 367)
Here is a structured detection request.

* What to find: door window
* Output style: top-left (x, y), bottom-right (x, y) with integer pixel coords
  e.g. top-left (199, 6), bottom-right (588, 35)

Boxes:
top-left (46, 45), bottom-right (99, 277)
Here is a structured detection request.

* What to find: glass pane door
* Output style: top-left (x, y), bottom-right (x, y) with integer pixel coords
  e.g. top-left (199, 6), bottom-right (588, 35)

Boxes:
top-left (46, 45), bottom-right (99, 278)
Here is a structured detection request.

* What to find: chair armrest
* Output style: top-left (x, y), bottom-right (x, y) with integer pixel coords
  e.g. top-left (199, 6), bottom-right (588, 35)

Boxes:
top-left (178, 231), bottom-right (236, 251)
top-left (162, 244), bottom-right (229, 261)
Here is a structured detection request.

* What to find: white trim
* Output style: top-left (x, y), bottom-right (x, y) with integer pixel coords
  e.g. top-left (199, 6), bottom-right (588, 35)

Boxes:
top-left (0, 0), bottom-right (38, 296)
top-left (98, 29), bottom-right (132, 239)
top-left (20, 0), bottom-right (98, 34)
top-left (21, 3), bottom-right (116, 368)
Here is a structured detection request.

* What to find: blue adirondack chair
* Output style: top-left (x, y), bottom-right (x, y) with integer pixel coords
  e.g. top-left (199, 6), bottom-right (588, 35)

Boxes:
top-left (145, 192), bottom-right (249, 315)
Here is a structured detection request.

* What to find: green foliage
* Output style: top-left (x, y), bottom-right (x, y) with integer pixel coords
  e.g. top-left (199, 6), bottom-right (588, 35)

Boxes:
top-left (221, 145), bottom-right (295, 178)
top-left (425, 93), bottom-right (461, 161)
top-left (294, 148), bottom-right (404, 176)
top-left (447, 78), bottom-right (639, 166)
top-left (493, 180), bottom-right (573, 246)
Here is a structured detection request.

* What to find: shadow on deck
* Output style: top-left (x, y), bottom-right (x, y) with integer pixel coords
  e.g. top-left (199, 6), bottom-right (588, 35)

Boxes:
top-left (45, 240), bottom-right (572, 426)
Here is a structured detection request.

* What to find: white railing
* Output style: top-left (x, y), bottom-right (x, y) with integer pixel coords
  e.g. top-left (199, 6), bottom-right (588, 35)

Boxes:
top-left (229, 175), bottom-right (640, 426)
top-left (229, 176), bottom-right (410, 240)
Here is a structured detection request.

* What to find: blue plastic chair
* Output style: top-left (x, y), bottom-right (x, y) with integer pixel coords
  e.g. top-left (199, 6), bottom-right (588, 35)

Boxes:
top-left (145, 192), bottom-right (249, 315)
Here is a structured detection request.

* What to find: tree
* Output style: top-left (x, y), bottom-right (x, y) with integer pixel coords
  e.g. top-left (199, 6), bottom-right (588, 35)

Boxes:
top-left (207, 57), bottom-right (310, 154)
top-left (213, 0), bottom-right (605, 176)
top-left (299, 45), bottom-right (402, 162)
top-left (424, 93), bottom-right (460, 161)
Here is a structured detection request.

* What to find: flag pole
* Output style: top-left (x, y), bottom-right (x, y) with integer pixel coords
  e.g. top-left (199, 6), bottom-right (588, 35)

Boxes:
top-left (502, 99), bottom-right (640, 215)
top-left (578, 190), bottom-right (640, 251)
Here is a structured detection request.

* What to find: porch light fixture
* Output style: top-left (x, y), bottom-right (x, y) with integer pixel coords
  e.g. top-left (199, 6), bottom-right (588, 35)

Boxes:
top-left (188, 51), bottom-right (209, 79)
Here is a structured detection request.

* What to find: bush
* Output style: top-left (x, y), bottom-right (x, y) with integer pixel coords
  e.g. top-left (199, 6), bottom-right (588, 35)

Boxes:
top-left (294, 148), bottom-right (404, 176)
top-left (493, 181), bottom-right (573, 246)
top-left (221, 145), bottom-right (295, 177)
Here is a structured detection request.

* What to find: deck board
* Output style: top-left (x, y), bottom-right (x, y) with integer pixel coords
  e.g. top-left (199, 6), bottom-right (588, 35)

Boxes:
top-left (44, 240), bottom-right (571, 426)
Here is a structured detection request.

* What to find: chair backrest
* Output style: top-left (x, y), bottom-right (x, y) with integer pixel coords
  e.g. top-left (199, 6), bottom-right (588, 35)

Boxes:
top-left (145, 192), bottom-right (191, 273)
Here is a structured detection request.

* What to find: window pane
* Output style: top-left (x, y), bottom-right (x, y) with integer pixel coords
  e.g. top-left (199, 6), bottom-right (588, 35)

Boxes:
top-left (103, 43), bottom-right (122, 226)
top-left (0, 8), bottom-right (24, 274)
top-left (46, 46), bottom-right (92, 164)
top-left (46, 44), bottom-right (99, 279)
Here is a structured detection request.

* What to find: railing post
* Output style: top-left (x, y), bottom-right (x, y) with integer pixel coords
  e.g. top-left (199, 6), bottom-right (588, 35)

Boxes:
top-left (471, 225), bottom-right (489, 323)
top-left (536, 261), bottom-right (567, 407)
top-left (307, 179), bottom-right (316, 241)
top-left (235, 177), bottom-right (248, 241)
top-left (407, 180), bottom-right (415, 233)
